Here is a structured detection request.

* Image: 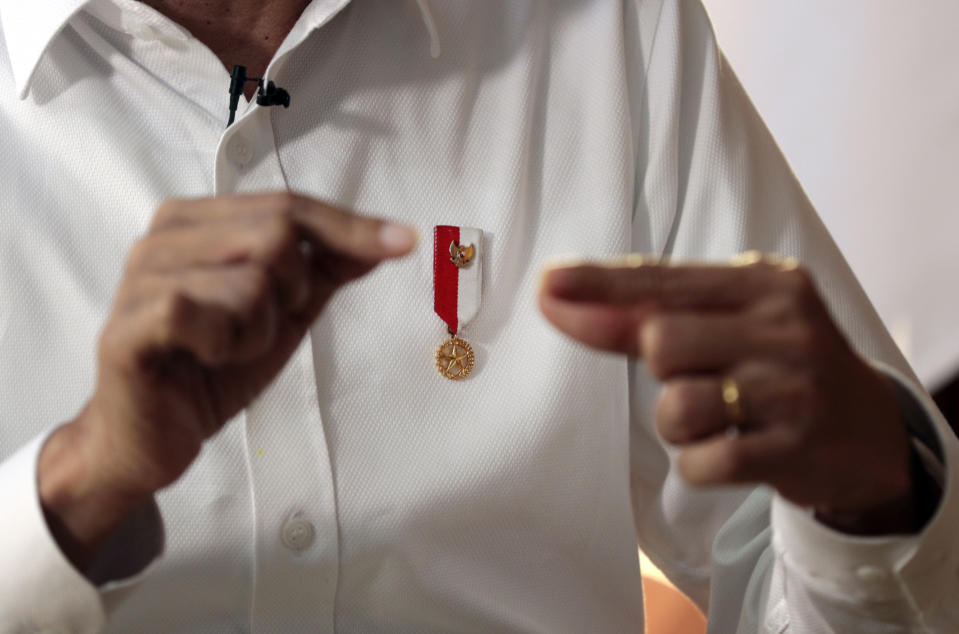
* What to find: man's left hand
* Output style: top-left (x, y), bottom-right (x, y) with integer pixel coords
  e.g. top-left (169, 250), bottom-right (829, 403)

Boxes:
top-left (538, 257), bottom-right (919, 535)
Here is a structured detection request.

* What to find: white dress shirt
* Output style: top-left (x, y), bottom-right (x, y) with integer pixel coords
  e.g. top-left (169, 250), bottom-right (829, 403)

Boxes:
top-left (0, 0), bottom-right (957, 632)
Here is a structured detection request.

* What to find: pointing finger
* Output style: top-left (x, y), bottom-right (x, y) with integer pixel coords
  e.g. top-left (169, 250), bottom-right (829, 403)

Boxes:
top-left (541, 260), bottom-right (803, 310)
top-left (149, 192), bottom-right (418, 264)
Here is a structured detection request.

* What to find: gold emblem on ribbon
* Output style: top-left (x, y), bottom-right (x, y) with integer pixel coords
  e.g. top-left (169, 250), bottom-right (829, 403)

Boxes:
top-left (436, 336), bottom-right (475, 380)
top-left (449, 241), bottom-right (475, 268)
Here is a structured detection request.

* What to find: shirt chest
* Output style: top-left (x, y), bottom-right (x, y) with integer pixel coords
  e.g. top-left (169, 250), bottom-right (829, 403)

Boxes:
top-left (0, 0), bottom-right (640, 430)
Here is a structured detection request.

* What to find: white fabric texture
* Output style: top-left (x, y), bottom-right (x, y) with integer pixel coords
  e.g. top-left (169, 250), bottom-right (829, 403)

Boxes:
top-left (0, 0), bottom-right (956, 632)
top-left (454, 226), bottom-right (482, 331)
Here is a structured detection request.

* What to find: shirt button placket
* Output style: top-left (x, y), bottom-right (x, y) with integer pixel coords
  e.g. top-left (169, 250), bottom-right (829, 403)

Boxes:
top-left (854, 565), bottom-right (890, 584)
top-left (132, 23), bottom-right (158, 41)
top-left (227, 135), bottom-right (255, 167)
top-left (282, 517), bottom-right (317, 552)
top-left (215, 106), bottom-right (341, 632)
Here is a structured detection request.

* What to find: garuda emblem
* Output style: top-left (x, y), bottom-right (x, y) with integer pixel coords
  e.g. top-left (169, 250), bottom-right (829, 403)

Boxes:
top-left (449, 241), bottom-right (475, 268)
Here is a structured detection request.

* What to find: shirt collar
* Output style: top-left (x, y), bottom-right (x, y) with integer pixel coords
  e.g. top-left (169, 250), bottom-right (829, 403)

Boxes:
top-left (0, 0), bottom-right (91, 99)
top-left (1, 0), bottom-right (441, 101)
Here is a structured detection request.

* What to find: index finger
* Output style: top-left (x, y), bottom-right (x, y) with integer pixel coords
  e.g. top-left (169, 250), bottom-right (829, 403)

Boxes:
top-left (285, 194), bottom-right (418, 263)
top-left (540, 258), bottom-right (802, 310)
top-left (151, 192), bottom-right (417, 262)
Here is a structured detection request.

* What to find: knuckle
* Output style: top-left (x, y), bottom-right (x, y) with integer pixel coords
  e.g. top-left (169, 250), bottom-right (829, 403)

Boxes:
top-left (609, 268), bottom-right (638, 298)
top-left (783, 268), bottom-right (818, 308)
top-left (265, 191), bottom-right (302, 215)
top-left (676, 451), bottom-right (702, 484)
top-left (785, 322), bottom-right (817, 354)
top-left (342, 214), bottom-right (374, 249)
top-left (125, 239), bottom-right (153, 272)
top-left (309, 201), bottom-right (372, 253)
top-left (656, 384), bottom-right (698, 442)
top-left (642, 317), bottom-right (677, 376)
top-left (208, 304), bottom-right (245, 354)
top-left (238, 266), bottom-right (274, 312)
top-left (258, 215), bottom-right (298, 260)
top-left (654, 388), bottom-right (678, 439)
top-left (205, 310), bottom-right (234, 361)
top-left (781, 426), bottom-right (808, 456)
top-left (158, 289), bottom-right (192, 331)
top-left (792, 375), bottom-right (826, 421)
top-left (752, 294), bottom-right (799, 327)
top-left (777, 381), bottom-right (807, 417)
top-left (97, 322), bottom-right (131, 367)
top-left (149, 198), bottom-right (188, 232)
top-left (636, 266), bottom-right (667, 297)
top-left (716, 441), bottom-right (749, 480)
top-left (251, 267), bottom-right (274, 301)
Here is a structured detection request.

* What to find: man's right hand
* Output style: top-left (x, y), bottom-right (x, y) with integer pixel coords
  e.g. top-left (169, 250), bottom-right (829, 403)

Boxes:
top-left (36, 192), bottom-right (417, 568)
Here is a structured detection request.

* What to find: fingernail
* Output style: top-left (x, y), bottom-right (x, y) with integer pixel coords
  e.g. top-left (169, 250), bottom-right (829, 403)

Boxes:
top-left (379, 223), bottom-right (417, 254)
top-left (537, 268), bottom-right (549, 293)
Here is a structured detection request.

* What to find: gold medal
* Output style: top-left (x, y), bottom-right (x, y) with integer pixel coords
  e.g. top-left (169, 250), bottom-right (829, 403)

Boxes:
top-left (436, 335), bottom-right (475, 380)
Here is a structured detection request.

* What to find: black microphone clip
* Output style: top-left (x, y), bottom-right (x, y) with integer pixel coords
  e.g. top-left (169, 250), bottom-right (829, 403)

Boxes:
top-left (227, 65), bottom-right (291, 128)
top-left (256, 81), bottom-right (291, 109)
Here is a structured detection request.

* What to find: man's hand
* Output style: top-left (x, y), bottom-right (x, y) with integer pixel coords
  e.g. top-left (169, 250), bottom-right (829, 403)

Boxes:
top-left (39, 192), bottom-right (417, 565)
top-left (539, 257), bottom-right (919, 535)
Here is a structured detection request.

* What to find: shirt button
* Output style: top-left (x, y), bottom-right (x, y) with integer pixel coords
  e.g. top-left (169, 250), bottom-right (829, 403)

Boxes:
top-left (132, 24), bottom-right (159, 41)
top-left (228, 136), bottom-right (254, 166)
top-left (281, 517), bottom-right (315, 552)
top-left (855, 565), bottom-right (889, 583)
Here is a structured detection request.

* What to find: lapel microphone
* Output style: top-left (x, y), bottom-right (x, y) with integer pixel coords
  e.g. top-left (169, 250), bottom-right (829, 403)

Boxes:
top-left (227, 65), bottom-right (291, 127)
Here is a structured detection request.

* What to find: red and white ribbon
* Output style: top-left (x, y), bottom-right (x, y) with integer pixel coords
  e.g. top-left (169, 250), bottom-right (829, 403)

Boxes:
top-left (433, 225), bottom-right (482, 335)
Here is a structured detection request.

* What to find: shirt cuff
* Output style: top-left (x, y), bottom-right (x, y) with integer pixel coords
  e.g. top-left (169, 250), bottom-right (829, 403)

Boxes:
top-left (770, 361), bottom-right (959, 612)
top-left (0, 429), bottom-right (166, 632)
top-left (0, 431), bottom-right (105, 632)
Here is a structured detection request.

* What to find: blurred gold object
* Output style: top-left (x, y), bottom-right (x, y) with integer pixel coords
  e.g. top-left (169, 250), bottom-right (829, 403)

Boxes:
top-left (777, 256), bottom-right (800, 271)
top-left (721, 377), bottom-right (744, 426)
top-left (729, 250), bottom-right (764, 267)
top-left (605, 253), bottom-right (663, 268)
top-left (730, 250), bottom-right (799, 271)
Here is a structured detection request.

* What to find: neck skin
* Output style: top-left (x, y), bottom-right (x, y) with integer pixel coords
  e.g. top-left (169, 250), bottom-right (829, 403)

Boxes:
top-left (141, 0), bottom-right (311, 98)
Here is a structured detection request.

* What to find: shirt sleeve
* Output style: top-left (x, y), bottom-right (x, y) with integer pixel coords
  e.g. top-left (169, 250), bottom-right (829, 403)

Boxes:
top-left (625, 0), bottom-right (959, 631)
top-left (0, 430), bottom-right (165, 633)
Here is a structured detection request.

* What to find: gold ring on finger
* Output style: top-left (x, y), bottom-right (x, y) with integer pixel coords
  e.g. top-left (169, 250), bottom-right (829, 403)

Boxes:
top-left (721, 376), bottom-right (745, 428)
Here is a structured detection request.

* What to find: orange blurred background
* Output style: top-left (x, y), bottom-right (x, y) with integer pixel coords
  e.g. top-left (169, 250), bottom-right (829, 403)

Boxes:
top-left (640, 551), bottom-right (706, 634)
